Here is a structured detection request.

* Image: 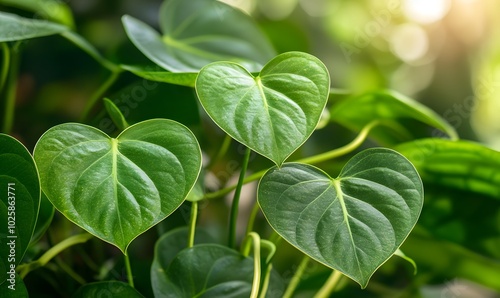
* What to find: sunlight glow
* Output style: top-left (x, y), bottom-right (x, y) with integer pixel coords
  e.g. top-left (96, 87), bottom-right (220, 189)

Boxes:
top-left (403, 0), bottom-right (451, 24)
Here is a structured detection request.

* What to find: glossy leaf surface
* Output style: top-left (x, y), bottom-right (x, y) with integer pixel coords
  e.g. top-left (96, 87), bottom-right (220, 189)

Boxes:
top-left (196, 52), bottom-right (330, 166)
top-left (0, 134), bottom-right (40, 283)
top-left (122, 0), bottom-right (275, 73)
top-left (0, 0), bottom-right (74, 27)
top-left (330, 90), bottom-right (458, 144)
top-left (0, 12), bottom-right (67, 42)
top-left (33, 120), bottom-right (202, 252)
top-left (258, 148), bottom-right (423, 287)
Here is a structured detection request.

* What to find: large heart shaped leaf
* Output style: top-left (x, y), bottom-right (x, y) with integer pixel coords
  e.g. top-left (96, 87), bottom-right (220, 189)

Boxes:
top-left (122, 0), bottom-right (276, 73)
top-left (33, 119), bottom-right (202, 253)
top-left (258, 148), bottom-right (423, 287)
top-left (196, 51), bottom-right (330, 166)
top-left (156, 243), bottom-right (284, 298)
top-left (0, 134), bottom-right (40, 284)
top-left (73, 281), bottom-right (144, 298)
top-left (0, 11), bottom-right (67, 42)
top-left (330, 90), bottom-right (458, 145)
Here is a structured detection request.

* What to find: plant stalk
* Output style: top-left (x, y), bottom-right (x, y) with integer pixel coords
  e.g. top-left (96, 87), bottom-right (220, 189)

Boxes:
top-left (245, 200), bottom-right (261, 235)
top-left (282, 255), bottom-right (311, 298)
top-left (188, 201), bottom-right (198, 248)
top-left (204, 120), bottom-right (381, 200)
top-left (80, 70), bottom-right (122, 122)
top-left (17, 233), bottom-right (93, 278)
top-left (124, 253), bottom-right (135, 288)
top-left (228, 146), bottom-right (252, 248)
top-left (241, 232), bottom-right (261, 298)
top-left (2, 43), bottom-right (19, 134)
top-left (314, 270), bottom-right (344, 298)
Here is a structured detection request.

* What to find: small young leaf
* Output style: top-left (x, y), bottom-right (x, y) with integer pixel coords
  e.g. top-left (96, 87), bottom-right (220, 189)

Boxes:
top-left (0, 134), bottom-right (40, 283)
top-left (258, 148), bottom-right (423, 287)
top-left (122, 0), bottom-right (276, 73)
top-left (103, 98), bottom-right (129, 131)
top-left (330, 90), bottom-right (458, 144)
top-left (0, 12), bottom-right (67, 42)
top-left (73, 281), bottom-right (144, 298)
top-left (196, 51), bottom-right (330, 166)
top-left (395, 139), bottom-right (500, 199)
top-left (33, 119), bottom-right (202, 253)
top-left (153, 243), bottom-right (284, 298)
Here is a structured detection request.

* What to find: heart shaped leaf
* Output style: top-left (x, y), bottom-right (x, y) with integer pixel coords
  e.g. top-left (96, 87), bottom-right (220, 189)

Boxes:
top-left (196, 51), bottom-right (330, 166)
top-left (258, 148), bottom-right (423, 287)
top-left (0, 134), bottom-right (40, 284)
top-left (122, 0), bottom-right (276, 73)
top-left (155, 243), bottom-right (284, 298)
top-left (33, 119), bottom-right (202, 253)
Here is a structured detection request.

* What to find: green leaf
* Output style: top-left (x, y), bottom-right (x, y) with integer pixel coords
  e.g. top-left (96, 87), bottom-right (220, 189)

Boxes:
top-left (196, 51), bottom-right (330, 166)
top-left (122, 0), bottom-right (276, 73)
top-left (154, 243), bottom-right (283, 298)
top-left (0, 134), bottom-right (40, 283)
top-left (258, 148), bottom-right (423, 287)
top-left (330, 90), bottom-right (458, 144)
top-left (33, 119), bottom-right (202, 253)
top-left (72, 281), bottom-right (144, 298)
top-left (0, 273), bottom-right (28, 297)
top-left (120, 65), bottom-right (197, 87)
top-left (0, 0), bottom-right (74, 27)
top-left (0, 11), bottom-right (67, 42)
top-left (30, 192), bottom-right (54, 244)
top-left (103, 98), bottom-right (129, 131)
top-left (395, 138), bottom-right (500, 199)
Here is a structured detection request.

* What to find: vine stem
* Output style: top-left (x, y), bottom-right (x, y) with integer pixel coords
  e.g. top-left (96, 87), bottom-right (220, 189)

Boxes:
top-left (245, 200), bottom-right (261, 236)
top-left (228, 146), bottom-right (252, 248)
top-left (314, 270), bottom-right (344, 298)
top-left (2, 43), bottom-right (19, 134)
top-left (205, 120), bottom-right (381, 200)
top-left (241, 232), bottom-right (261, 298)
top-left (124, 253), bottom-right (135, 288)
top-left (79, 69), bottom-right (122, 122)
top-left (17, 233), bottom-right (93, 278)
top-left (188, 201), bottom-right (198, 248)
top-left (0, 43), bottom-right (10, 98)
top-left (282, 255), bottom-right (311, 298)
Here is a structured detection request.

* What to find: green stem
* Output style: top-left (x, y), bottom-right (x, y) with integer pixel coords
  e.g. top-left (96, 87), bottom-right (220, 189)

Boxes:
top-left (282, 255), bottom-right (311, 298)
top-left (204, 121), bottom-right (381, 201)
top-left (258, 264), bottom-right (273, 298)
top-left (17, 233), bottom-right (93, 278)
top-left (80, 70), bottom-right (122, 122)
top-left (241, 232), bottom-right (261, 298)
top-left (188, 201), bottom-right (198, 248)
top-left (314, 270), bottom-right (344, 298)
top-left (55, 257), bottom-right (86, 285)
top-left (228, 146), bottom-right (252, 248)
top-left (0, 43), bottom-right (10, 97)
top-left (245, 201), bottom-right (261, 235)
top-left (207, 134), bottom-right (232, 169)
top-left (124, 253), bottom-right (135, 288)
top-left (2, 43), bottom-right (19, 134)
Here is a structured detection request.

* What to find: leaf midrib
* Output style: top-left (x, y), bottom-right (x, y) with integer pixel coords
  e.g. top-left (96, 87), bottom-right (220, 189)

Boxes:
top-left (111, 138), bottom-right (125, 245)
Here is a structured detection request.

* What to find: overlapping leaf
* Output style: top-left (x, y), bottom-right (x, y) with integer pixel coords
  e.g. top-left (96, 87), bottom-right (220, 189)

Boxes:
top-left (196, 51), bottom-right (330, 166)
top-left (330, 90), bottom-right (458, 145)
top-left (73, 281), bottom-right (144, 298)
top-left (122, 0), bottom-right (276, 73)
top-left (33, 119), bottom-right (202, 252)
top-left (0, 11), bottom-right (67, 42)
top-left (258, 148), bottom-right (423, 287)
top-left (0, 134), bottom-right (40, 283)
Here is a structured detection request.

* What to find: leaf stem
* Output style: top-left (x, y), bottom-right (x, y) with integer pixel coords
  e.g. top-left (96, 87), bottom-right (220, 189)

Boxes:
top-left (188, 201), bottom-right (198, 248)
top-left (282, 255), bottom-right (311, 298)
top-left (17, 233), bottom-right (93, 278)
top-left (124, 253), bottom-right (135, 288)
top-left (314, 270), bottom-right (344, 298)
top-left (207, 134), bottom-right (232, 169)
top-left (80, 69), bottom-right (122, 122)
top-left (0, 43), bottom-right (10, 97)
top-left (245, 200), bottom-right (261, 235)
top-left (228, 146), bottom-right (252, 248)
top-left (205, 120), bottom-right (380, 200)
top-left (2, 43), bottom-right (20, 134)
top-left (241, 232), bottom-right (261, 298)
